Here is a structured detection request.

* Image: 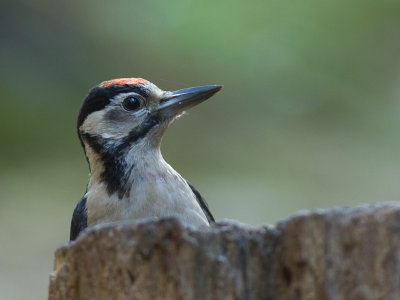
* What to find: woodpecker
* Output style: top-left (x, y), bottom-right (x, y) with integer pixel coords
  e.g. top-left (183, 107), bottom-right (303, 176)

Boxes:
top-left (70, 78), bottom-right (222, 241)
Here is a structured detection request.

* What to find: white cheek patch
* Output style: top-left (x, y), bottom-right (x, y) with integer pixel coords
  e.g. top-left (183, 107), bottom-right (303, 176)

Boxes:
top-left (80, 102), bottom-right (147, 140)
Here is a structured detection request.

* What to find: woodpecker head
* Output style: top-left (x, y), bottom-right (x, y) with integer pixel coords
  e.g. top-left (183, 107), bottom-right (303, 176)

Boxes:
top-left (77, 78), bottom-right (222, 195)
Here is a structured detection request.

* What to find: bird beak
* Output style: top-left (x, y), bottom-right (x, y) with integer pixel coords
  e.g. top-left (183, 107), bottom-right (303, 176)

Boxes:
top-left (157, 85), bottom-right (223, 118)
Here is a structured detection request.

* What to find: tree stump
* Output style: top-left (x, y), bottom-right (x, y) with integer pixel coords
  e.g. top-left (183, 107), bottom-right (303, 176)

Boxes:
top-left (48, 202), bottom-right (400, 300)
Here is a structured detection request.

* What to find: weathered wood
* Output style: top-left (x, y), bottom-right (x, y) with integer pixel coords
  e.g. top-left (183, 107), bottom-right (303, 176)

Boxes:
top-left (49, 202), bottom-right (400, 300)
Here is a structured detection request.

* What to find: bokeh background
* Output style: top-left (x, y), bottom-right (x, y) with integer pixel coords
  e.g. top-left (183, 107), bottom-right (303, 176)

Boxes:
top-left (2, 0), bottom-right (400, 299)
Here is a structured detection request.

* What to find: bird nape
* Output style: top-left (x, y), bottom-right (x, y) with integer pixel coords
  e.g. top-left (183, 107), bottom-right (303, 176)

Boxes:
top-left (70, 78), bottom-right (222, 241)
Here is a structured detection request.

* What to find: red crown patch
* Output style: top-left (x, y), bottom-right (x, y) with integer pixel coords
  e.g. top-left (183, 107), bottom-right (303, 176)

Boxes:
top-left (99, 78), bottom-right (147, 88)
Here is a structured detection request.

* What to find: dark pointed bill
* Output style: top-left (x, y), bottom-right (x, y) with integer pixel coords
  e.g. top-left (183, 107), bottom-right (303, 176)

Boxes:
top-left (157, 85), bottom-right (223, 117)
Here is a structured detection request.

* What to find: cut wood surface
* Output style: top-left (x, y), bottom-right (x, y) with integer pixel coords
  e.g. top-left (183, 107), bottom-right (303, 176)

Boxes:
top-left (49, 202), bottom-right (400, 300)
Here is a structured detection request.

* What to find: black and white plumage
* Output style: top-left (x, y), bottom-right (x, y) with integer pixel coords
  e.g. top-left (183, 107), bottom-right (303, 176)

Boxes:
top-left (70, 78), bottom-right (222, 241)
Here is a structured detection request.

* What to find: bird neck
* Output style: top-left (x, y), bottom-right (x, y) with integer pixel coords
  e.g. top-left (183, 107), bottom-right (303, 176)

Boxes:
top-left (85, 138), bottom-right (165, 199)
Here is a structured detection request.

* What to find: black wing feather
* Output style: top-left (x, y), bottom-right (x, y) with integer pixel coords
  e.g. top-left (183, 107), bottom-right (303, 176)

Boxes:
top-left (70, 196), bottom-right (88, 241)
top-left (186, 181), bottom-right (215, 223)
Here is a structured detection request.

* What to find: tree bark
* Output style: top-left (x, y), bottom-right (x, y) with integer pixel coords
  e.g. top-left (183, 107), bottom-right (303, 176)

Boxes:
top-left (48, 202), bottom-right (400, 300)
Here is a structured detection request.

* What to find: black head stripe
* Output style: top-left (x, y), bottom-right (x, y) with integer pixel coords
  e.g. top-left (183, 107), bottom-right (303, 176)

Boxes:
top-left (77, 84), bottom-right (149, 130)
top-left (118, 114), bottom-right (161, 150)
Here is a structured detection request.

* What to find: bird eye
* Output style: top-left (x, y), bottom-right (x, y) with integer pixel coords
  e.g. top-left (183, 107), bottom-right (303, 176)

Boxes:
top-left (122, 96), bottom-right (141, 111)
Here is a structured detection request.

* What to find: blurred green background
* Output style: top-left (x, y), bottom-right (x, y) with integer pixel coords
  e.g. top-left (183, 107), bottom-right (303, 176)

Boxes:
top-left (2, 0), bottom-right (400, 299)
